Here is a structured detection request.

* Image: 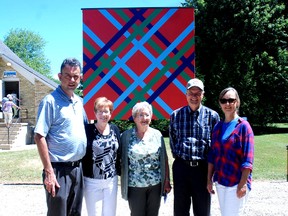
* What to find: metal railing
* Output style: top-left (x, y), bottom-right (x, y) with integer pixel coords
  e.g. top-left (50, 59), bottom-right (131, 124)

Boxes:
top-left (2, 108), bottom-right (21, 145)
top-left (287, 145), bottom-right (288, 182)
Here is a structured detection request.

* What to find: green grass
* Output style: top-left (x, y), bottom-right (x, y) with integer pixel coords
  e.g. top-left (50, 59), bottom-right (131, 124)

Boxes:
top-left (267, 123), bottom-right (288, 128)
top-left (253, 133), bottom-right (288, 180)
top-left (0, 133), bottom-right (287, 183)
top-left (0, 148), bottom-right (43, 184)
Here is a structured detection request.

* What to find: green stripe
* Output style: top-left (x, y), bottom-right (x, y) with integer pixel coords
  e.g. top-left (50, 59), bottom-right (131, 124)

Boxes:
top-left (116, 36), bottom-right (195, 118)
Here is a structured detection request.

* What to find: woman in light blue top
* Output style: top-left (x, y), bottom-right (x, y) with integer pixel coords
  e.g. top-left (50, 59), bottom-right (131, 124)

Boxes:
top-left (120, 101), bottom-right (171, 216)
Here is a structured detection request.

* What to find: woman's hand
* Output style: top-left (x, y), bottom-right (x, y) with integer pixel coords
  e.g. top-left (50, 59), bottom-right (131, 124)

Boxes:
top-left (207, 180), bottom-right (215, 194)
top-left (237, 184), bottom-right (247, 198)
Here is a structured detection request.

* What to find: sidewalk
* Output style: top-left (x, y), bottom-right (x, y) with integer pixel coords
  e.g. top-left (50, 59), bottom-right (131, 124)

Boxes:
top-left (0, 184), bottom-right (220, 216)
top-left (1, 180), bottom-right (288, 216)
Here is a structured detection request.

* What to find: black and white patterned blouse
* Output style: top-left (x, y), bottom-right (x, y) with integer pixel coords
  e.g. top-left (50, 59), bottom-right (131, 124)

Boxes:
top-left (82, 123), bottom-right (121, 179)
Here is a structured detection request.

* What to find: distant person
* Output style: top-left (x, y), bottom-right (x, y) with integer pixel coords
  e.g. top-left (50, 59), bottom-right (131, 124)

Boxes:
top-left (169, 78), bottom-right (220, 216)
top-left (34, 58), bottom-right (87, 216)
top-left (1, 95), bottom-right (9, 106)
top-left (2, 94), bottom-right (21, 128)
top-left (82, 97), bottom-right (121, 216)
top-left (207, 87), bottom-right (254, 216)
top-left (120, 101), bottom-right (171, 216)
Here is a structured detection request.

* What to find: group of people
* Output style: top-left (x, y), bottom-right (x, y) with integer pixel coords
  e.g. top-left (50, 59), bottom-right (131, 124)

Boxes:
top-left (34, 58), bottom-right (254, 216)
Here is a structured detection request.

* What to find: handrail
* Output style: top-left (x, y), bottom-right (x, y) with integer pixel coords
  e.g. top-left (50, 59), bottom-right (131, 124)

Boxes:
top-left (1, 108), bottom-right (21, 145)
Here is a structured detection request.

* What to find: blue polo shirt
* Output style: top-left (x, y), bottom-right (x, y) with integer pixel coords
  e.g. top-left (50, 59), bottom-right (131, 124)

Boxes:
top-left (34, 86), bottom-right (87, 162)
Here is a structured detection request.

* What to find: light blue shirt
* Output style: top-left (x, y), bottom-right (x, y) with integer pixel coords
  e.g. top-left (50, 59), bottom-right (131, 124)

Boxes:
top-left (34, 86), bottom-right (87, 162)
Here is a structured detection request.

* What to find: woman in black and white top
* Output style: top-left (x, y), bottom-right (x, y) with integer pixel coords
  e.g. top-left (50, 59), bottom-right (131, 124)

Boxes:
top-left (82, 97), bottom-right (121, 216)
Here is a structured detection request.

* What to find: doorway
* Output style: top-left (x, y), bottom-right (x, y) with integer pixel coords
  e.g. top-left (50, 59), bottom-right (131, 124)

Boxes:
top-left (3, 81), bottom-right (20, 118)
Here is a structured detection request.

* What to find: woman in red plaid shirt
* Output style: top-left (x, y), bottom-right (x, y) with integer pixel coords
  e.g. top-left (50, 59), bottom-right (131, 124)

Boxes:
top-left (207, 87), bottom-right (254, 216)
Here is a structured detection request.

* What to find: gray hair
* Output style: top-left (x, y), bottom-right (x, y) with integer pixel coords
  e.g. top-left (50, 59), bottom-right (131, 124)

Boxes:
top-left (60, 58), bottom-right (81, 73)
top-left (132, 101), bottom-right (153, 119)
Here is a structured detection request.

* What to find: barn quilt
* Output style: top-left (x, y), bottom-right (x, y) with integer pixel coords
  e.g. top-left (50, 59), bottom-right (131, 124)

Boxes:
top-left (82, 7), bottom-right (195, 120)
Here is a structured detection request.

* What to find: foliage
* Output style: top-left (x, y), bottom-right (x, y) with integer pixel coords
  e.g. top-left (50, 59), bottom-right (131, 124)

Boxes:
top-left (4, 28), bottom-right (82, 97)
top-left (110, 120), bottom-right (134, 132)
top-left (182, 0), bottom-right (288, 126)
top-left (109, 119), bottom-right (169, 135)
top-left (75, 77), bottom-right (83, 97)
top-left (150, 119), bottom-right (170, 136)
top-left (4, 28), bottom-right (52, 78)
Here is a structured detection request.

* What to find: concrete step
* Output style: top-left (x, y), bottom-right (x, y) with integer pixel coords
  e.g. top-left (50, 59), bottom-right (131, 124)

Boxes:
top-left (0, 123), bottom-right (26, 150)
top-left (0, 144), bottom-right (12, 150)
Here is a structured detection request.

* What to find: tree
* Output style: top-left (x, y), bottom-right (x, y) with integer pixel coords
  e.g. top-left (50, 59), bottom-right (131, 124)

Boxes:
top-left (182, 0), bottom-right (288, 126)
top-left (4, 28), bottom-right (52, 78)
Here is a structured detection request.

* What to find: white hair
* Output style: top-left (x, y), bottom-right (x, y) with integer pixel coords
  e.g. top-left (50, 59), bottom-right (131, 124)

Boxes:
top-left (131, 101), bottom-right (153, 119)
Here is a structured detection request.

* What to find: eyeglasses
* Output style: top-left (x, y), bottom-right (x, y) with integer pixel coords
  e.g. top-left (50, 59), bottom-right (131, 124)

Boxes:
top-left (219, 98), bottom-right (236, 104)
top-left (186, 92), bottom-right (202, 97)
top-left (137, 113), bottom-right (150, 118)
top-left (96, 110), bottom-right (110, 115)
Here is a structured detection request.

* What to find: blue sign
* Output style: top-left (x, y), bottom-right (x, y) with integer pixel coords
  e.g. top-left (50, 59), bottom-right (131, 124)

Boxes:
top-left (3, 71), bottom-right (16, 78)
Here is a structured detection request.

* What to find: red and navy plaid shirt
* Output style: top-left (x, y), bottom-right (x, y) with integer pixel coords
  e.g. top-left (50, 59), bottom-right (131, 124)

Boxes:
top-left (208, 118), bottom-right (254, 190)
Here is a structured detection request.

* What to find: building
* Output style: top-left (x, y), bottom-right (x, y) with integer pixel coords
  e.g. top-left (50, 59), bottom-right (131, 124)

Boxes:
top-left (0, 40), bottom-right (58, 149)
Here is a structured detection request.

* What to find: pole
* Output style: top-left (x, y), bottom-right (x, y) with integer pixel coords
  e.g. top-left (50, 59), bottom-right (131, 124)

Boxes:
top-left (287, 145), bottom-right (288, 182)
top-left (8, 127), bottom-right (10, 145)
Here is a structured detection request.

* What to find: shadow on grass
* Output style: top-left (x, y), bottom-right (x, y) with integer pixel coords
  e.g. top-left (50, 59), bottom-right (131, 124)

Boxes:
top-left (253, 126), bottom-right (288, 135)
top-left (2, 183), bottom-right (42, 185)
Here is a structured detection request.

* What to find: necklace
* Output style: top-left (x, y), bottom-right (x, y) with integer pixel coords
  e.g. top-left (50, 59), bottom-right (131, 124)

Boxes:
top-left (95, 123), bottom-right (109, 135)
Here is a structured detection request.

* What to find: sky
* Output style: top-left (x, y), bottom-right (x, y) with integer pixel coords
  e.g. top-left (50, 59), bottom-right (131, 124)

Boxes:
top-left (0, 0), bottom-right (182, 78)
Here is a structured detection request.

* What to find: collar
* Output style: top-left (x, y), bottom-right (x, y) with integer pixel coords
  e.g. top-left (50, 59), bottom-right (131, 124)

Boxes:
top-left (188, 104), bottom-right (202, 115)
top-left (56, 85), bottom-right (76, 103)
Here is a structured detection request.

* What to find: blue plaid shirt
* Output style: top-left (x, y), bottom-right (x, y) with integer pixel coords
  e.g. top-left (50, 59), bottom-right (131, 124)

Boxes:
top-left (169, 105), bottom-right (220, 161)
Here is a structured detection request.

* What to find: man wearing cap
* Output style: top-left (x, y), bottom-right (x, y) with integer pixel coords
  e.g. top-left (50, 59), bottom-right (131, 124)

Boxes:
top-left (169, 78), bottom-right (220, 216)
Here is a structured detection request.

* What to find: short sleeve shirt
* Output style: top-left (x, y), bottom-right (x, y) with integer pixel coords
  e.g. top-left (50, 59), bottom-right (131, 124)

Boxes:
top-left (34, 86), bottom-right (87, 162)
top-left (2, 101), bottom-right (14, 113)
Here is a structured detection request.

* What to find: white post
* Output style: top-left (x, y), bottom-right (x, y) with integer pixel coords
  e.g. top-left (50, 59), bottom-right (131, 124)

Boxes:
top-left (0, 80), bottom-right (3, 119)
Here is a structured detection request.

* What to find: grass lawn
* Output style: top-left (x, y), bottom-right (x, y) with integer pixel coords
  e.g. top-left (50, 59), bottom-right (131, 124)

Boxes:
top-left (253, 133), bottom-right (288, 180)
top-left (0, 132), bottom-right (287, 183)
top-left (0, 148), bottom-right (43, 183)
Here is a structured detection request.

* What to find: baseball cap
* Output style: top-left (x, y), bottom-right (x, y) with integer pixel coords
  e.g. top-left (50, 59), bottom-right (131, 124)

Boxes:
top-left (186, 78), bottom-right (204, 91)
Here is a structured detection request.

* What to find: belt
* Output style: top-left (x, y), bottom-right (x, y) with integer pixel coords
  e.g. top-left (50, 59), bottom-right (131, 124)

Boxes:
top-left (176, 157), bottom-right (204, 167)
top-left (51, 160), bottom-right (81, 167)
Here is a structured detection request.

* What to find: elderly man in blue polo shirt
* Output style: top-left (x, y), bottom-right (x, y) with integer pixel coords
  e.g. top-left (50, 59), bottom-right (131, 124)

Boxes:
top-left (34, 58), bottom-right (87, 216)
top-left (169, 78), bottom-right (220, 216)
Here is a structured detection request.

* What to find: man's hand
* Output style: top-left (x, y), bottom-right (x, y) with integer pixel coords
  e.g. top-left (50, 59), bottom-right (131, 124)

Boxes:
top-left (44, 168), bottom-right (60, 197)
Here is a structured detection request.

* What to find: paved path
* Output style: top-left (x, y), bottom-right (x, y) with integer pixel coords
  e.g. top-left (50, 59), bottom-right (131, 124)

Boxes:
top-left (1, 181), bottom-right (288, 216)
